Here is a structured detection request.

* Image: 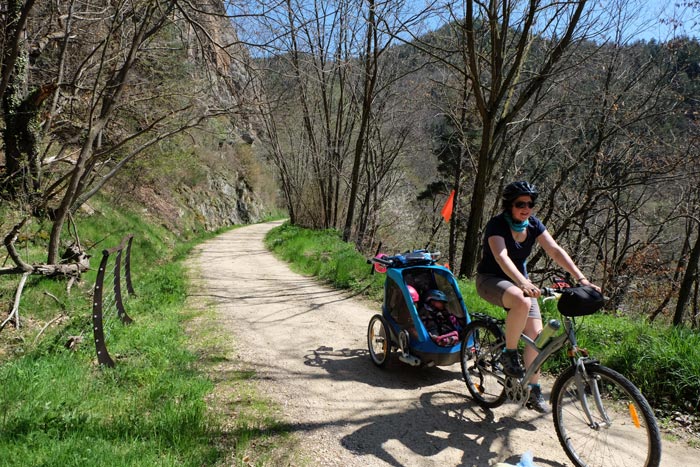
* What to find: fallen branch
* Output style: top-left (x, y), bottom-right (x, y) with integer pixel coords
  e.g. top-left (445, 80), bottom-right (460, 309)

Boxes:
top-left (33, 313), bottom-right (66, 344)
top-left (3, 218), bottom-right (33, 273)
top-left (2, 219), bottom-right (90, 278)
top-left (1, 271), bottom-right (31, 331)
top-left (66, 276), bottom-right (76, 294)
top-left (1, 246), bottom-right (90, 278)
top-left (43, 291), bottom-right (66, 309)
top-left (1, 220), bottom-right (91, 334)
top-left (33, 258), bottom-right (90, 277)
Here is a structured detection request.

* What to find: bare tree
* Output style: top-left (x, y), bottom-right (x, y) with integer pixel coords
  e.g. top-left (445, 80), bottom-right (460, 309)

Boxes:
top-left (2, 0), bottom-right (260, 271)
top-left (249, 0), bottom-right (421, 241)
top-left (459, 0), bottom-right (595, 276)
top-left (341, 0), bottom-right (382, 241)
top-left (250, 0), bottom-right (361, 229)
top-left (399, 0), bottom-right (600, 276)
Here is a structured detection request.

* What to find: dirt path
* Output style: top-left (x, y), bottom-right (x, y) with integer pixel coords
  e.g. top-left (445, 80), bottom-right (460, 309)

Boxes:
top-left (190, 221), bottom-right (698, 467)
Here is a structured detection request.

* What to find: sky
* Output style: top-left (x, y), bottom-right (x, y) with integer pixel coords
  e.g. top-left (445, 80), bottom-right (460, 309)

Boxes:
top-left (613, 0), bottom-right (698, 42)
top-left (226, 0), bottom-right (699, 52)
top-left (413, 0), bottom-right (699, 44)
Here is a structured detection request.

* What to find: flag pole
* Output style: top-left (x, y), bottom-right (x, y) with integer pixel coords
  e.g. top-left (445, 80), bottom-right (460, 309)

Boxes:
top-left (424, 189), bottom-right (456, 252)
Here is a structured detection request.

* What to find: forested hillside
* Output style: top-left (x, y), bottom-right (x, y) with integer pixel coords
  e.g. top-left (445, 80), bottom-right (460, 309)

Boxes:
top-left (236, 0), bottom-right (700, 328)
top-left (2, 2), bottom-right (700, 328)
top-left (1, 0), bottom-right (275, 271)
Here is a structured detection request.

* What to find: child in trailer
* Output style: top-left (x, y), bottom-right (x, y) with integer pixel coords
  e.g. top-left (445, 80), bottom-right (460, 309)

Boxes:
top-left (418, 289), bottom-right (462, 346)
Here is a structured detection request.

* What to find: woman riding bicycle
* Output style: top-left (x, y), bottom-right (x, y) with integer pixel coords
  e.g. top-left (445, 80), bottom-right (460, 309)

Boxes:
top-left (475, 181), bottom-right (601, 412)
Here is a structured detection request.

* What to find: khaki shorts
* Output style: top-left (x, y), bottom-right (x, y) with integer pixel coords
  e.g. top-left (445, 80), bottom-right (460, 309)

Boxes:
top-left (475, 273), bottom-right (541, 319)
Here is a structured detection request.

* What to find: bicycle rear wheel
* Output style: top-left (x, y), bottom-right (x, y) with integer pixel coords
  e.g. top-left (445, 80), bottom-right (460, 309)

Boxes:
top-left (460, 319), bottom-right (507, 408)
top-left (551, 363), bottom-right (661, 467)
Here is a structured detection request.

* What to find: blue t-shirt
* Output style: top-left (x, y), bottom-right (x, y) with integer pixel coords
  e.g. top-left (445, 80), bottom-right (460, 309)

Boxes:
top-left (476, 213), bottom-right (546, 280)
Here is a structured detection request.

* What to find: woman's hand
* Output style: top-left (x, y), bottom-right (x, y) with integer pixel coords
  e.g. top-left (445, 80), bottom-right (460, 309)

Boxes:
top-left (519, 281), bottom-right (541, 298)
top-left (579, 278), bottom-right (602, 293)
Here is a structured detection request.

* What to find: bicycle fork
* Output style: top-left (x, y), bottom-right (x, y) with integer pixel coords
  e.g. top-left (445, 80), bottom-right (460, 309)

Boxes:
top-left (574, 358), bottom-right (612, 430)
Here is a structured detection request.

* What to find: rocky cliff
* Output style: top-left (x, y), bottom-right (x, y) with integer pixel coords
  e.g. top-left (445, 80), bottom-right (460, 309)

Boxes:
top-left (182, 168), bottom-right (265, 230)
top-left (138, 1), bottom-right (272, 231)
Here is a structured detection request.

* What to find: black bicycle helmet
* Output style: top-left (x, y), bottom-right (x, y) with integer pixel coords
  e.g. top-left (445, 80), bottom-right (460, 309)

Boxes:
top-left (425, 289), bottom-right (448, 303)
top-left (502, 181), bottom-right (538, 210)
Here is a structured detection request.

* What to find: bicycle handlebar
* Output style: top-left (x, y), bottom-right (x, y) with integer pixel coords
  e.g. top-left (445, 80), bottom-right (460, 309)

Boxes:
top-left (367, 256), bottom-right (393, 266)
top-left (521, 287), bottom-right (560, 297)
top-left (366, 250), bottom-right (442, 268)
top-left (540, 287), bottom-right (559, 297)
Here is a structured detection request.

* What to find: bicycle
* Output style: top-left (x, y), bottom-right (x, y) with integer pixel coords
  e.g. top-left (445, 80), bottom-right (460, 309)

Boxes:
top-left (460, 284), bottom-right (661, 467)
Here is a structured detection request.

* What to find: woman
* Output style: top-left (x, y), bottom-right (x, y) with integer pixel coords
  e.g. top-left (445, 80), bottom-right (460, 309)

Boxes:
top-left (475, 181), bottom-right (600, 412)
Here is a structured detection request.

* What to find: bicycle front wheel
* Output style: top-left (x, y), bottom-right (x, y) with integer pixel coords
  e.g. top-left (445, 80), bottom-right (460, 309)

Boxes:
top-left (460, 319), bottom-right (506, 408)
top-left (551, 363), bottom-right (661, 467)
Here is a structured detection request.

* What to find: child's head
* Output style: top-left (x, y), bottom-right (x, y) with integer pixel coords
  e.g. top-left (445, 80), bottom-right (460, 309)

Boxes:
top-left (407, 285), bottom-right (419, 303)
top-left (425, 289), bottom-right (448, 309)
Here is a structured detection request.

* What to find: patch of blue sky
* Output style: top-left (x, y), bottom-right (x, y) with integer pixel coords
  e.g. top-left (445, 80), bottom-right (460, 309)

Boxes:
top-left (223, 0), bottom-right (698, 57)
top-left (603, 0), bottom-right (698, 42)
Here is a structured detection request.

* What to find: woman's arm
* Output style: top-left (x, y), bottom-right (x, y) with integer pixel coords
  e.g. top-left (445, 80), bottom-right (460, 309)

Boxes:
top-left (537, 231), bottom-right (600, 290)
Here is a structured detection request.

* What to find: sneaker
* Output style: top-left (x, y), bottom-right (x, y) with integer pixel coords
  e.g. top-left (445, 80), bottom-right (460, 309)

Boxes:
top-left (499, 349), bottom-right (525, 378)
top-left (527, 384), bottom-right (550, 413)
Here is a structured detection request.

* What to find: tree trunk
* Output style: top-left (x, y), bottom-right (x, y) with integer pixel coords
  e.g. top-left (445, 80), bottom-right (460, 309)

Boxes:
top-left (459, 121), bottom-right (494, 277)
top-left (0, 0), bottom-right (36, 101)
top-left (449, 82), bottom-right (471, 271)
top-left (343, 0), bottom-right (377, 242)
top-left (1, 0), bottom-right (50, 200)
top-left (674, 224), bottom-right (700, 326)
top-left (2, 83), bottom-right (56, 199)
top-left (650, 231), bottom-right (690, 322)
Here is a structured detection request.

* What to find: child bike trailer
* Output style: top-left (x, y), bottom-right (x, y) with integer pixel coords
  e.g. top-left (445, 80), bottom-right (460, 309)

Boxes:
top-left (367, 250), bottom-right (471, 368)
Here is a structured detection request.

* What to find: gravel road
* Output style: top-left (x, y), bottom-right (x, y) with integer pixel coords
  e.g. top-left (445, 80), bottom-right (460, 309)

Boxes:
top-left (190, 221), bottom-right (698, 467)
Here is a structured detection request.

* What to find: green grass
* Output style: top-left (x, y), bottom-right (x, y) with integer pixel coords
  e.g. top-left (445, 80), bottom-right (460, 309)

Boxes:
top-left (0, 262), bottom-right (218, 466)
top-left (265, 223), bottom-right (385, 301)
top-left (571, 315), bottom-right (700, 411)
top-left (265, 221), bottom-right (700, 415)
top-left (0, 202), bottom-right (295, 466)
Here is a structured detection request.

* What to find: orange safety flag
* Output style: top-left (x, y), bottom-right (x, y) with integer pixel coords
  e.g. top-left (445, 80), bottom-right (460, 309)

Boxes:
top-left (440, 190), bottom-right (455, 223)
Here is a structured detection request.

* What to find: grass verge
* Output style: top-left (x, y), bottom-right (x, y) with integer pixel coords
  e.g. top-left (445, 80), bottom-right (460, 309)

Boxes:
top-left (184, 253), bottom-right (305, 467)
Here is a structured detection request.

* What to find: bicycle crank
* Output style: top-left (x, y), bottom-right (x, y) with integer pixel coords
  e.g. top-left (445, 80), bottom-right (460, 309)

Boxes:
top-left (504, 377), bottom-right (529, 405)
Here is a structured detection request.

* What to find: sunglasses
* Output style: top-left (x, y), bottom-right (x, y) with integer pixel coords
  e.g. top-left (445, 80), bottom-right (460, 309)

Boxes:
top-left (513, 201), bottom-right (536, 209)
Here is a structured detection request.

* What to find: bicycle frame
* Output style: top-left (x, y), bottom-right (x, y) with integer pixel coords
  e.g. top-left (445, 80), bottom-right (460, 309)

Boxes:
top-left (518, 327), bottom-right (571, 385)
top-left (519, 298), bottom-right (580, 373)
top-left (514, 308), bottom-right (613, 429)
